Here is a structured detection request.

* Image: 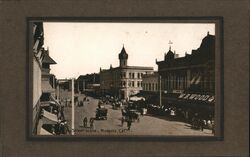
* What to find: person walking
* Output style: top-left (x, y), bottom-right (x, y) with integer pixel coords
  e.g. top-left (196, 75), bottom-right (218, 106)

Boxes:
top-left (127, 118), bottom-right (132, 130)
top-left (90, 118), bottom-right (94, 129)
top-left (83, 117), bottom-right (88, 128)
top-left (199, 118), bottom-right (204, 131)
top-left (121, 116), bottom-right (125, 126)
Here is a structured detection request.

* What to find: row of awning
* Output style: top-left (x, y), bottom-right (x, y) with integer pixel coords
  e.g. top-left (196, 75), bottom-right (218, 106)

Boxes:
top-left (178, 93), bottom-right (214, 103)
top-left (39, 127), bottom-right (53, 135)
top-left (38, 109), bottom-right (58, 135)
top-left (41, 109), bottom-right (58, 124)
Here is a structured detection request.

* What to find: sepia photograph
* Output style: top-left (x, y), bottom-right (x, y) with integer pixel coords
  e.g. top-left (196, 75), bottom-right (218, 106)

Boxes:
top-left (31, 21), bottom-right (218, 137)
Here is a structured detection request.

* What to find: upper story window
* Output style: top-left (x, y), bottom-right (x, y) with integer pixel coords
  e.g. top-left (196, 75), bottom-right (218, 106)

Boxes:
top-left (132, 73), bottom-right (135, 79)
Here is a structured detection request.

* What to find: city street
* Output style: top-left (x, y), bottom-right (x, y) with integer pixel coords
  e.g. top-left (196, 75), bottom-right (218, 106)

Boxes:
top-left (63, 93), bottom-right (213, 136)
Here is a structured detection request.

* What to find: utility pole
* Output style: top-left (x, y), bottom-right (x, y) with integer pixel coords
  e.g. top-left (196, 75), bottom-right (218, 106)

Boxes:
top-left (56, 81), bottom-right (60, 101)
top-left (71, 78), bottom-right (75, 135)
top-left (159, 75), bottom-right (162, 107)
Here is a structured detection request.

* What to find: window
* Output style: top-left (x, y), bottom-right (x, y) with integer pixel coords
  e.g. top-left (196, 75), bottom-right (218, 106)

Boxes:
top-left (137, 81), bottom-right (140, 87)
top-left (132, 81), bottom-right (134, 87)
top-left (138, 73), bottom-right (140, 78)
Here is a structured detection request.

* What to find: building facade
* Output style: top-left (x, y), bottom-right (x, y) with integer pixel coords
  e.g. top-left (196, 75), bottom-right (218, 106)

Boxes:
top-left (155, 32), bottom-right (215, 119)
top-left (100, 46), bottom-right (154, 99)
top-left (142, 72), bottom-right (159, 92)
top-left (156, 32), bottom-right (215, 95)
top-left (40, 48), bottom-right (57, 101)
top-left (32, 22), bottom-right (58, 134)
top-left (77, 73), bottom-right (100, 93)
top-left (32, 22), bottom-right (44, 133)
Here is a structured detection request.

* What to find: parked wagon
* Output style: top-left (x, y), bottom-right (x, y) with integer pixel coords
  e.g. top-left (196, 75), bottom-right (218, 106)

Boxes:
top-left (95, 108), bottom-right (108, 120)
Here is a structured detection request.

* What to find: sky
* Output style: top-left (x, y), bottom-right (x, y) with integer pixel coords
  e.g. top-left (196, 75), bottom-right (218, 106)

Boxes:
top-left (43, 22), bottom-right (215, 79)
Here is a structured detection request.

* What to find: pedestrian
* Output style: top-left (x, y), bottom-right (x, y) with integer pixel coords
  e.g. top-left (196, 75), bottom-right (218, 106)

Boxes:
top-left (121, 116), bottom-right (125, 126)
top-left (199, 118), bottom-right (204, 131)
top-left (140, 108), bottom-right (143, 116)
top-left (64, 121), bottom-right (70, 134)
top-left (127, 118), bottom-right (132, 130)
top-left (90, 118), bottom-right (94, 129)
top-left (83, 117), bottom-right (88, 128)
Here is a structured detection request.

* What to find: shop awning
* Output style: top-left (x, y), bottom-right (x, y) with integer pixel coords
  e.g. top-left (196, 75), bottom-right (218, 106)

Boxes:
top-left (42, 81), bottom-right (55, 93)
top-left (129, 96), bottom-right (145, 101)
top-left (40, 101), bottom-right (50, 107)
top-left (41, 109), bottom-right (58, 124)
top-left (39, 127), bottom-right (53, 135)
top-left (50, 95), bottom-right (60, 106)
top-left (178, 93), bottom-right (215, 103)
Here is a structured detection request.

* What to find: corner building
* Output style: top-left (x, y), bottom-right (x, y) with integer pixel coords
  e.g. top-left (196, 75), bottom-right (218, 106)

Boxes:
top-left (156, 32), bottom-right (215, 95)
top-left (155, 32), bottom-right (215, 119)
top-left (100, 46), bottom-right (154, 99)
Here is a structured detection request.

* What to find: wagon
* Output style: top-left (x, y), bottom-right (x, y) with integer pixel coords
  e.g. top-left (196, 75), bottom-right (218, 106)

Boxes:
top-left (95, 108), bottom-right (108, 120)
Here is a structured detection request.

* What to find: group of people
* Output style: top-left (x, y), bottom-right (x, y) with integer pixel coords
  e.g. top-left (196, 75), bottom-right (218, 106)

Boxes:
top-left (191, 113), bottom-right (215, 133)
top-left (82, 117), bottom-right (95, 129)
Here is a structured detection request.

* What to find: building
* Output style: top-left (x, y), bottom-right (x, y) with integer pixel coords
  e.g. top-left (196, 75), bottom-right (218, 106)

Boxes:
top-left (155, 32), bottom-right (215, 119)
top-left (40, 48), bottom-right (57, 101)
top-left (76, 73), bottom-right (100, 93)
top-left (32, 22), bottom-right (63, 135)
top-left (142, 72), bottom-right (159, 92)
top-left (32, 22), bottom-right (44, 133)
top-left (100, 46), bottom-right (154, 99)
top-left (156, 32), bottom-right (215, 95)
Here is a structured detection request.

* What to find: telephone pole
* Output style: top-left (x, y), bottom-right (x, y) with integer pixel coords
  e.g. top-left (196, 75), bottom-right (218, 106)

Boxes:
top-left (159, 75), bottom-right (162, 107)
top-left (71, 78), bottom-right (75, 135)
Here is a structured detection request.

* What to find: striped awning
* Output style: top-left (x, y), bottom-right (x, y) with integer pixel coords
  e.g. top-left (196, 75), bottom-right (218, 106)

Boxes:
top-left (39, 127), bottom-right (53, 135)
top-left (41, 109), bottom-right (58, 124)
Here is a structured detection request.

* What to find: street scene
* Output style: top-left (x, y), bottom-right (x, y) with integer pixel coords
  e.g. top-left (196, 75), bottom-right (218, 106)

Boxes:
top-left (60, 92), bottom-right (213, 136)
top-left (32, 22), bottom-right (215, 136)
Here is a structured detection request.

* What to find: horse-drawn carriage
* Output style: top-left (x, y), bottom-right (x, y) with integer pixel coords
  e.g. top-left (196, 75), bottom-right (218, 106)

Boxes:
top-left (122, 109), bottom-right (140, 122)
top-left (95, 108), bottom-right (108, 120)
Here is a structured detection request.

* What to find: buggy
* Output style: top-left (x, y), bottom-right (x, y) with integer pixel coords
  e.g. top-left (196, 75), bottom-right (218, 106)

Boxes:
top-left (95, 108), bottom-right (108, 120)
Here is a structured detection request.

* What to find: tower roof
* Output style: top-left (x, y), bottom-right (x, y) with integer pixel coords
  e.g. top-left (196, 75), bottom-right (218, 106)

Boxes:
top-left (165, 47), bottom-right (175, 60)
top-left (118, 46), bottom-right (128, 59)
top-left (42, 49), bottom-right (57, 64)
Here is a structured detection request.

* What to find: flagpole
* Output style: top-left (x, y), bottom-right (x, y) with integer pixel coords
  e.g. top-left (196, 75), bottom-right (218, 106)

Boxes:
top-left (71, 78), bottom-right (75, 135)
